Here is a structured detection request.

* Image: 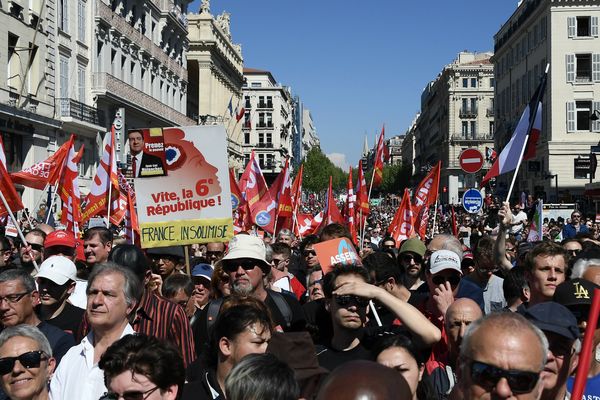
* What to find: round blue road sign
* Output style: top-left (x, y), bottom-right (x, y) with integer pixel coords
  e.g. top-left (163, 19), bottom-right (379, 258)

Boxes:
top-left (462, 189), bottom-right (483, 214)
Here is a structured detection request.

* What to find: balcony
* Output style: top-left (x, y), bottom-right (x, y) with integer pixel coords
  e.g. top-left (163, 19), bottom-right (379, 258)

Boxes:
top-left (257, 102), bottom-right (273, 109)
top-left (256, 142), bottom-right (274, 148)
top-left (451, 133), bottom-right (494, 142)
top-left (256, 123), bottom-right (273, 129)
top-left (56, 98), bottom-right (106, 127)
top-left (459, 107), bottom-right (478, 118)
top-left (91, 72), bottom-right (195, 126)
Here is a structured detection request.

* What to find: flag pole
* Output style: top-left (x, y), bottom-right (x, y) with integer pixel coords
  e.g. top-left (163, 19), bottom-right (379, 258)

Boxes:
top-left (505, 64), bottom-right (549, 203)
top-left (0, 190), bottom-right (38, 272)
top-left (571, 287), bottom-right (600, 400)
top-left (106, 174), bottom-right (113, 227)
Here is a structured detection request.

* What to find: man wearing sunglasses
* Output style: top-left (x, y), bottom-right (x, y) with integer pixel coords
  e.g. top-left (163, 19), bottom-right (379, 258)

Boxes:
top-left (522, 302), bottom-right (580, 400)
top-left (563, 210), bottom-right (589, 239)
top-left (318, 264), bottom-right (441, 371)
top-left (457, 312), bottom-right (548, 399)
top-left (0, 236), bottom-right (13, 269)
top-left (398, 238), bottom-right (427, 291)
top-left (18, 229), bottom-right (46, 275)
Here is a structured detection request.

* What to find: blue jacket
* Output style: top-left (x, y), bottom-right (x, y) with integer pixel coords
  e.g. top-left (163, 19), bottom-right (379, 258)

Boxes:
top-left (562, 223), bottom-right (589, 239)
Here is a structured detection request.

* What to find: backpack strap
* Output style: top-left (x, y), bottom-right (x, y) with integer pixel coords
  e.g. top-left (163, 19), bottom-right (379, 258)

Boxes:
top-left (206, 297), bottom-right (224, 331)
top-left (269, 290), bottom-right (293, 328)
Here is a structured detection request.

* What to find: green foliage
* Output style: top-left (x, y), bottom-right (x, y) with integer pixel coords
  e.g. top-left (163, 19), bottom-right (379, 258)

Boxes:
top-left (300, 147), bottom-right (348, 192)
top-left (361, 164), bottom-right (412, 195)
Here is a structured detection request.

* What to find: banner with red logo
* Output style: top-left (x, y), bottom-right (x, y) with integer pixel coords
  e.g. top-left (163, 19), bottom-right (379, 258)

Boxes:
top-left (134, 126), bottom-right (233, 248)
top-left (313, 237), bottom-right (362, 275)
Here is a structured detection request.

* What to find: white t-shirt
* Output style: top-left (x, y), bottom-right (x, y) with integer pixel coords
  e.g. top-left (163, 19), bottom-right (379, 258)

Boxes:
top-left (511, 211), bottom-right (528, 235)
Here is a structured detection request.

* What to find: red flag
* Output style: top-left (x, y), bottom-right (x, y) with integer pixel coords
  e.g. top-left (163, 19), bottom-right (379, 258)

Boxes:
top-left (124, 190), bottom-right (139, 245)
top-left (291, 164), bottom-right (303, 214)
top-left (373, 126), bottom-right (385, 187)
top-left (317, 176), bottom-right (344, 232)
top-left (355, 160), bottom-right (370, 216)
top-left (244, 153), bottom-right (277, 233)
top-left (11, 135), bottom-right (73, 190)
top-left (0, 163), bottom-right (24, 218)
top-left (413, 161), bottom-right (441, 213)
top-left (81, 127), bottom-right (119, 223)
top-left (108, 171), bottom-right (133, 226)
top-left (0, 135), bottom-right (7, 169)
top-left (345, 167), bottom-right (357, 243)
top-left (230, 168), bottom-right (250, 233)
top-left (59, 143), bottom-right (84, 236)
top-left (236, 107), bottom-right (245, 122)
top-left (414, 205), bottom-right (429, 241)
top-left (276, 159), bottom-right (293, 219)
top-left (388, 188), bottom-right (415, 247)
top-left (295, 212), bottom-right (322, 237)
top-left (451, 206), bottom-right (458, 237)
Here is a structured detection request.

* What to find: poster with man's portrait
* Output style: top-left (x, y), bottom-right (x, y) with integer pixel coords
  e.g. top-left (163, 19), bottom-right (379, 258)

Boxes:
top-left (127, 128), bottom-right (167, 178)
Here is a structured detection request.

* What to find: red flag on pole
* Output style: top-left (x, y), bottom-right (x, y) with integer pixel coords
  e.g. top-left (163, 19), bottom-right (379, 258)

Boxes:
top-left (451, 206), bottom-right (458, 237)
top-left (345, 167), bottom-right (357, 243)
top-left (317, 176), bottom-right (344, 232)
top-left (11, 135), bottom-right (73, 190)
top-left (388, 188), bottom-right (415, 247)
top-left (295, 212), bottom-right (322, 237)
top-left (59, 143), bottom-right (84, 236)
top-left (413, 161), bottom-right (441, 213)
top-left (0, 135), bottom-right (7, 169)
top-left (373, 126), bottom-right (385, 187)
top-left (291, 164), bottom-right (303, 214)
top-left (81, 127), bottom-right (119, 223)
top-left (355, 160), bottom-right (370, 216)
top-left (124, 190), bottom-right (139, 245)
top-left (414, 205), bottom-right (429, 241)
top-left (244, 154), bottom-right (277, 233)
top-left (0, 163), bottom-right (24, 218)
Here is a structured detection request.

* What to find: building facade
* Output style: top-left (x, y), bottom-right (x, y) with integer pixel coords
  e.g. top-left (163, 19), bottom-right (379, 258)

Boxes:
top-left (242, 68), bottom-right (293, 182)
top-left (414, 52), bottom-right (495, 204)
top-left (186, 0), bottom-right (245, 172)
top-left (302, 108), bottom-right (319, 155)
top-left (493, 0), bottom-right (600, 210)
top-left (386, 135), bottom-right (404, 166)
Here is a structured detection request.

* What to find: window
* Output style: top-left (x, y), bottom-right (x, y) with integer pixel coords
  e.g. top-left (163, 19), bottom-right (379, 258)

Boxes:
top-left (462, 121), bottom-right (468, 137)
top-left (471, 78), bottom-right (477, 88)
top-left (78, 65), bottom-right (85, 102)
top-left (77, 0), bottom-right (85, 40)
top-left (141, 67), bottom-right (145, 92)
top-left (59, 55), bottom-right (69, 114)
top-left (26, 43), bottom-right (39, 95)
top-left (470, 98), bottom-right (477, 113)
top-left (244, 154), bottom-right (250, 166)
top-left (266, 113), bottom-right (272, 127)
top-left (258, 112), bottom-right (265, 127)
top-left (266, 132), bottom-right (272, 144)
top-left (251, 82), bottom-right (261, 88)
top-left (244, 132), bottom-right (249, 144)
top-left (489, 121), bottom-right (495, 136)
top-left (244, 111), bottom-right (251, 127)
top-left (244, 96), bottom-right (251, 108)
top-left (258, 96), bottom-right (265, 108)
top-left (490, 78), bottom-right (495, 87)
top-left (470, 121), bottom-right (476, 138)
top-left (462, 98), bottom-right (468, 112)
top-left (258, 154), bottom-right (265, 169)
top-left (258, 132), bottom-right (264, 144)
top-left (567, 100), bottom-right (600, 132)
top-left (576, 54), bottom-right (592, 82)
top-left (59, 0), bottom-right (68, 32)
top-left (462, 78), bottom-right (468, 88)
top-left (569, 16), bottom-right (599, 38)
top-left (266, 96), bottom-right (273, 108)
top-left (566, 53), bottom-right (599, 83)
top-left (8, 33), bottom-right (19, 89)
top-left (266, 154), bottom-right (274, 169)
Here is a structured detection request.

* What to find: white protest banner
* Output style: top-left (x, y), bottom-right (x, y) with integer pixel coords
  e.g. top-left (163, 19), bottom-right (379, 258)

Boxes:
top-left (134, 126), bottom-right (233, 248)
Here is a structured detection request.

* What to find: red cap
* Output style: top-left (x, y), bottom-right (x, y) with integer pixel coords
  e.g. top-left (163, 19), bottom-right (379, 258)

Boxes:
top-left (44, 230), bottom-right (76, 249)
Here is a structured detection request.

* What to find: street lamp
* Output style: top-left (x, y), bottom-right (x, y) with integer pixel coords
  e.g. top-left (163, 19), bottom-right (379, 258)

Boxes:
top-left (590, 110), bottom-right (600, 121)
top-left (545, 172), bottom-right (559, 203)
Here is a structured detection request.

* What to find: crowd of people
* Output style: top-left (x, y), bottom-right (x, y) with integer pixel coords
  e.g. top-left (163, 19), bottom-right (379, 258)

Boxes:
top-left (0, 196), bottom-right (598, 400)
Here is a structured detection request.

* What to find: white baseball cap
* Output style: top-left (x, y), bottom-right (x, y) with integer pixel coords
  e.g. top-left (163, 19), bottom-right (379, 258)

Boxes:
top-left (218, 235), bottom-right (270, 271)
top-left (36, 256), bottom-right (77, 285)
top-left (429, 250), bottom-right (462, 275)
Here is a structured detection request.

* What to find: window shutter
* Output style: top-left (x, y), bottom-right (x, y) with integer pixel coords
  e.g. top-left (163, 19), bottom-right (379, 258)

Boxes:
top-left (593, 53), bottom-right (600, 82)
top-left (593, 101), bottom-right (600, 132)
top-left (567, 16), bottom-right (576, 38)
top-left (592, 16), bottom-right (599, 37)
top-left (566, 54), bottom-right (575, 83)
top-left (566, 102), bottom-right (576, 132)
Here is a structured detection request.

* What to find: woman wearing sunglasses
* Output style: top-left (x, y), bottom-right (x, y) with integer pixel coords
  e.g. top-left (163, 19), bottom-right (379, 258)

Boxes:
top-left (0, 325), bottom-right (55, 400)
top-left (99, 334), bottom-right (185, 400)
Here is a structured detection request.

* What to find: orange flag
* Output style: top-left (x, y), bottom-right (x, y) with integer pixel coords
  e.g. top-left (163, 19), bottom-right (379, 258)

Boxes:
top-left (345, 167), bottom-right (357, 244)
top-left (355, 160), bottom-right (370, 216)
top-left (413, 161), bottom-right (441, 213)
top-left (388, 188), bottom-right (415, 247)
top-left (373, 126), bottom-right (385, 187)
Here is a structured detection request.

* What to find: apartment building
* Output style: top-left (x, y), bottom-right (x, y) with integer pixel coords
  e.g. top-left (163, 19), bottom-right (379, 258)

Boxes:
top-left (493, 0), bottom-right (600, 208)
top-left (242, 68), bottom-right (293, 182)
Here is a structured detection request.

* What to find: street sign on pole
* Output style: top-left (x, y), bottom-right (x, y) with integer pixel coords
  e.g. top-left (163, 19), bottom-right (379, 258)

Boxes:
top-left (462, 188), bottom-right (483, 214)
top-left (459, 149), bottom-right (484, 173)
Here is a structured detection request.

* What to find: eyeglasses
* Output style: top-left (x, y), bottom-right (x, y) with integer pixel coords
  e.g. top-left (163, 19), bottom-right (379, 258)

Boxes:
top-left (303, 250), bottom-right (316, 257)
top-left (567, 249), bottom-right (581, 256)
top-left (271, 258), bottom-right (288, 266)
top-left (469, 360), bottom-right (540, 394)
top-left (206, 251), bottom-right (224, 258)
top-left (432, 274), bottom-right (461, 287)
top-left (0, 351), bottom-right (48, 375)
top-left (23, 243), bottom-right (43, 252)
top-left (222, 259), bottom-right (258, 273)
top-left (102, 386), bottom-right (159, 400)
top-left (334, 294), bottom-right (369, 308)
top-left (0, 292), bottom-right (30, 304)
top-left (400, 253), bottom-right (422, 264)
top-left (572, 214), bottom-right (581, 219)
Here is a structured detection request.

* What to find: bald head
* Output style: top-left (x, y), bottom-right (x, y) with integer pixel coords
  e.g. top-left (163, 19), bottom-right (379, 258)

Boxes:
top-left (317, 360), bottom-right (410, 400)
top-left (427, 234), bottom-right (463, 260)
top-left (445, 298), bottom-right (483, 360)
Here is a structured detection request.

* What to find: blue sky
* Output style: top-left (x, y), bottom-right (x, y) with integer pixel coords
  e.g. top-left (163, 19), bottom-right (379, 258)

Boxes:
top-left (188, 1), bottom-right (519, 169)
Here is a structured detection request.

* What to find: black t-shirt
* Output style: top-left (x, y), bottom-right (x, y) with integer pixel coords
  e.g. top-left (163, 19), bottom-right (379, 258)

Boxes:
top-left (45, 302), bottom-right (85, 336)
top-left (317, 343), bottom-right (373, 371)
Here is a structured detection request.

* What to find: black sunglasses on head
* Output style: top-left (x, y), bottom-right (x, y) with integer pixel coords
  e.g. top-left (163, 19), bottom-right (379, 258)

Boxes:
top-left (222, 259), bottom-right (258, 273)
top-left (432, 274), bottom-right (461, 287)
top-left (469, 360), bottom-right (540, 394)
top-left (334, 294), bottom-right (369, 308)
top-left (0, 351), bottom-right (48, 375)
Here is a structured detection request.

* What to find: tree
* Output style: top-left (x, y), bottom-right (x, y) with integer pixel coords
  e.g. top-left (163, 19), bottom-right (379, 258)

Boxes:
top-left (301, 147), bottom-right (348, 192)
top-left (361, 164), bottom-right (412, 196)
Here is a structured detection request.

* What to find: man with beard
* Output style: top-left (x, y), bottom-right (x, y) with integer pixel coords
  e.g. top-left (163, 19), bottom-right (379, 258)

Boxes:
top-left (192, 235), bottom-right (306, 358)
top-left (398, 238), bottom-right (426, 291)
top-left (19, 229), bottom-right (46, 274)
top-left (463, 236), bottom-right (506, 314)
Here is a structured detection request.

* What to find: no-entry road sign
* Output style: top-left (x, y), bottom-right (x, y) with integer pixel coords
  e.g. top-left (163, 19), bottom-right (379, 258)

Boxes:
top-left (459, 149), bottom-right (484, 173)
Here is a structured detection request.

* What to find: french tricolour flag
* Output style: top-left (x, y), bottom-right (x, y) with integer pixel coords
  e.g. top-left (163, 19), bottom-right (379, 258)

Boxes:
top-left (481, 67), bottom-right (548, 187)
